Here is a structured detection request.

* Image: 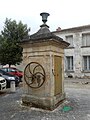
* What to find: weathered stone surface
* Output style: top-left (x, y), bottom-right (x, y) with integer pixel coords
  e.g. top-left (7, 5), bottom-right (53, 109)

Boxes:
top-left (19, 21), bottom-right (69, 110)
top-left (22, 93), bottom-right (65, 110)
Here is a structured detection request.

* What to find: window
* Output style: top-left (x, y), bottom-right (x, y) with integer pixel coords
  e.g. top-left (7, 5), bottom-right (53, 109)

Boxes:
top-left (83, 56), bottom-right (90, 71)
top-left (1, 68), bottom-right (8, 72)
top-left (66, 56), bottom-right (73, 71)
top-left (65, 35), bottom-right (73, 47)
top-left (8, 68), bottom-right (16, 72)
top-left (82, 34), bottom-right (90, 46)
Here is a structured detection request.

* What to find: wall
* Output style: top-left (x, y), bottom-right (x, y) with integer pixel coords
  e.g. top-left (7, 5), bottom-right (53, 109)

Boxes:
top-left (54, 26), bottom-right (90, 78)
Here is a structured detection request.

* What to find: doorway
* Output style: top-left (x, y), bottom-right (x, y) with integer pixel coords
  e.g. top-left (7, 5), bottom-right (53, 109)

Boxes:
top-left (54, 55), bottom-right (62, 95)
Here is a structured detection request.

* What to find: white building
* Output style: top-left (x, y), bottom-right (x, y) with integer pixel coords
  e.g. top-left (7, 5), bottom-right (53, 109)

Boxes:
top-left (53, 25), bottom-right (90, 78)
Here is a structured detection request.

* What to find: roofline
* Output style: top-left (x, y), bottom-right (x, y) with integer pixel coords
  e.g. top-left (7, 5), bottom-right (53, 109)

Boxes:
top-left (19, 38), bottom-right (69, 48)
top-left (52, 24), bottom-right (90, 33)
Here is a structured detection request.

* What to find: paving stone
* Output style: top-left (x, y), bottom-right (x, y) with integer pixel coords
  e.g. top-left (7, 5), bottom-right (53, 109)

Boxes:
top-left (0, 79), bottom-right (90, 120)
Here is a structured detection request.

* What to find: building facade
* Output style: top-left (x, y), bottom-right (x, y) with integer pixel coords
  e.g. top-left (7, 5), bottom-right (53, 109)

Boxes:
top-left (53, 25), bottom-right (90, 78)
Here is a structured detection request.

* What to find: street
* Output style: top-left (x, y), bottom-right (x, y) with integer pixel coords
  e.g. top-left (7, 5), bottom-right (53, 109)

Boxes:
top-left (0, 79), bottom-right (90, 120)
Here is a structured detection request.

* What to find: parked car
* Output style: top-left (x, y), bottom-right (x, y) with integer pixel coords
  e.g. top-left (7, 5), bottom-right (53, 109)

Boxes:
top-left (0, 76), bottom-right (6, 91)
top-left (0, 69), bottom-right (20, 88)
top-left (1, 67), bottom-right (23, 81)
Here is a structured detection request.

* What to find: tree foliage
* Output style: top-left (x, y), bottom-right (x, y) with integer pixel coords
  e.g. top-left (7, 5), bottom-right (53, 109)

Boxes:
top-left (0, 18), bottom-right (30, 67)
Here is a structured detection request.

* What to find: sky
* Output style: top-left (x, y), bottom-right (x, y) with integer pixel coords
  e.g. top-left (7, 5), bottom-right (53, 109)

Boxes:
top-left (0, 0), bottom-right (90, 34)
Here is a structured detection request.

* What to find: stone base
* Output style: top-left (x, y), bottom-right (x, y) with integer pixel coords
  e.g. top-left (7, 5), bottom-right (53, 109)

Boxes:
top-left (22, 93), bottom-right (66, 110)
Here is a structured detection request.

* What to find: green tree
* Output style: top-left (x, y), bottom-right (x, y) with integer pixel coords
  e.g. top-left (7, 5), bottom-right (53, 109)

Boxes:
top-left (0, 18), bottom-right (30, 67)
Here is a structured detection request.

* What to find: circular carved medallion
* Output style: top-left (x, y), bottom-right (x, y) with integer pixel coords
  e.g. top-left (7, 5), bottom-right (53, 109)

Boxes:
top-left (24, 62), bottom-right (46, 88)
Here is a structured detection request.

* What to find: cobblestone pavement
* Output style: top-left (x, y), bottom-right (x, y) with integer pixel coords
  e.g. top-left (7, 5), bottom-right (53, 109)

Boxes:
top-left (0, 79), bottom-right (90, 120)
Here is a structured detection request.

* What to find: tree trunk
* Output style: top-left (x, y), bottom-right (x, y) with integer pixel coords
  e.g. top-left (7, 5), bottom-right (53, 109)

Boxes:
top-left (9, 64), bottom-right (11, 68)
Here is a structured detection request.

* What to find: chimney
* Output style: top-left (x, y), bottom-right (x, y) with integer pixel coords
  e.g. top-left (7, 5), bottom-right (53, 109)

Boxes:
top-left (56, 27), bottom-right (61, 31)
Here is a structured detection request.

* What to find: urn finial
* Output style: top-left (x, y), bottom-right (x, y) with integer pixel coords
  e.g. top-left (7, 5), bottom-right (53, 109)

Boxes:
top-left (40, 12), bottom-right (50, 24)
